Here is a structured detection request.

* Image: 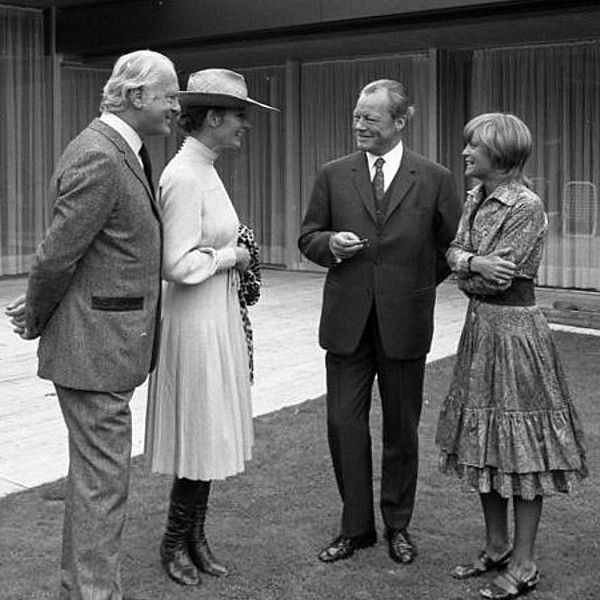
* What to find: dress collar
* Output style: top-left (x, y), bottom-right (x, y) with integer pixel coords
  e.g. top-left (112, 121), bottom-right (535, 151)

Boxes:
top-left (467, 181), bottom-right (522, 207)
top-left (180, 135), bottom-right (219, 163)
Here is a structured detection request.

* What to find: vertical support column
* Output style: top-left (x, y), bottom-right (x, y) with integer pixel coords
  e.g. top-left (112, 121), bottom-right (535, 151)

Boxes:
top-left (48, 6), bottom-right (62, 226)
top-left (284, 60), bottom-right (302, 270)
top-left (49, 7), bottom-right (62, 172)
top-left (428, 48), bottom-right (438, 163)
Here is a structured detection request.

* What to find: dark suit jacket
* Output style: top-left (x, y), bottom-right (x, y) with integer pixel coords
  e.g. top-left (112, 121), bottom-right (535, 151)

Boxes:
top-left (298, 148), bottom-right (461, 360)
top-left (25, 118), bottom-right (162, 391)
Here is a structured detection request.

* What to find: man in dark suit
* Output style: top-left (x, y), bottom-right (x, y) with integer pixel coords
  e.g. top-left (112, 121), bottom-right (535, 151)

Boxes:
top-left (6, 50), bottom-right (179, 600)
top-left (298, 79), bottom-right (461, 565)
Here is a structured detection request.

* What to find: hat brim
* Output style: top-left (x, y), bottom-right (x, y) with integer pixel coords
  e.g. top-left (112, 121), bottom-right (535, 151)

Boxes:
top-left (178, 92), bottom-right (279, 112)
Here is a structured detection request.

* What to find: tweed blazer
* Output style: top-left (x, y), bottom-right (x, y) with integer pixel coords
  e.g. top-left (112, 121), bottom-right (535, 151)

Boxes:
top-left (25, 118), bottom-right (162, 391)
top-left (298, 148), bottom-right (461, 360)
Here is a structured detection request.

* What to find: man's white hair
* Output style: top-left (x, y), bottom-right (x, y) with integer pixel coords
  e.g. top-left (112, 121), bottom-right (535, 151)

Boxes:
top-left (101, 49), bottom-right (175, 113)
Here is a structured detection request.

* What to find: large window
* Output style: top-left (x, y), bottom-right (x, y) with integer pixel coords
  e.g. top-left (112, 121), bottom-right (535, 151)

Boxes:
top-left (471, 41), bottom-right (600, 291)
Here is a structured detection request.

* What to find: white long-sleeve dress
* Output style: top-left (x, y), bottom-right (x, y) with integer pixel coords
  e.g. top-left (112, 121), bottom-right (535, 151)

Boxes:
top-left (145, 136), bottom-right (253, 480)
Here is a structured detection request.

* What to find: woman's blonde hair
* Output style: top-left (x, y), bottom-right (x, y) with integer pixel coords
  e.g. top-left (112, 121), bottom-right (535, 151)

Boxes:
top-left (464, 113), bottom-right (532, 181)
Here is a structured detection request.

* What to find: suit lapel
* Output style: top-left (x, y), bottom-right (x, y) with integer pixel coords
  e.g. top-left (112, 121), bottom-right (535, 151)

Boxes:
top-left (383, 150), bottom-right (416, 225)
top-left (89, 119), bottom-right (161, 221)
top-left (351, 153), bottom-right (379, 223)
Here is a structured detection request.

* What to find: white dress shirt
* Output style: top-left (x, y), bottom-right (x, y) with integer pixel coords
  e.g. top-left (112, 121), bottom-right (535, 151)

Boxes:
top-left (366, 140), bottom-right (404, 193)
top-left (100, 111), bottom-right (144, 167)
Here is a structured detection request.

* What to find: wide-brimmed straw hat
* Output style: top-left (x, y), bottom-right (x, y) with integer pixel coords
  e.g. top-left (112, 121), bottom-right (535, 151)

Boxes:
top-left (178, 68), bottom-right (279, 112)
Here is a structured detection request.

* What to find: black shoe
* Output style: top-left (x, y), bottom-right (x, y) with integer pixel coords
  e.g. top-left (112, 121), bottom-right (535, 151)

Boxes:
top-left (385, 528), bottom-right (417, 564)
top-left (318, 531), bottom-right (377, 563)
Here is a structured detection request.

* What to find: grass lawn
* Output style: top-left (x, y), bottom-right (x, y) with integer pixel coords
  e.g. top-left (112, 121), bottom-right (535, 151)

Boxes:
top-left (1, 330), bottom-right (598, 600)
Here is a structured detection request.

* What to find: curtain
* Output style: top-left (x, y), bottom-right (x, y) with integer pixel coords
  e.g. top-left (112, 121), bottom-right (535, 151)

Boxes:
top-left (217, 66), bottom-right (286, 266)
top-left (471, 42), bottom-right (600, 291)
top-left (60, 66), bottom-right (108, 151)
top-left (0, 7), bottom-right (50, 276)
top-left (298, 51), bottom-right (436, 267)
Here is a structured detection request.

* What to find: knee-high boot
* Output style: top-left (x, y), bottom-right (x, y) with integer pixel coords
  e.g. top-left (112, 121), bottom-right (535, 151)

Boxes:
top-left (160, 477), bottom-right (202, 586)
top-left (188, 480), bottom-right (229, 576)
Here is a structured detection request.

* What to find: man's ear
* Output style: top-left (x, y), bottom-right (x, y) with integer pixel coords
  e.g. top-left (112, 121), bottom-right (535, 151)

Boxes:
top-left (129, 87), bottom-right (144, 109)
top-left (396, 116), bottom-right (407, 132)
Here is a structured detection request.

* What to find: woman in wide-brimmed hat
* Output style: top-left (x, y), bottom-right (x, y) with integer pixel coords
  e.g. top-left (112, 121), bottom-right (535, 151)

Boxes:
top-left (145, 69), bottom-right (278, 587)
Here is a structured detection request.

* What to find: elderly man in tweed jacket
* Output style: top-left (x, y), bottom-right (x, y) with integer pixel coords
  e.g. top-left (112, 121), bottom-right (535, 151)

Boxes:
top-left (6, 50), bottom-right (179, 600)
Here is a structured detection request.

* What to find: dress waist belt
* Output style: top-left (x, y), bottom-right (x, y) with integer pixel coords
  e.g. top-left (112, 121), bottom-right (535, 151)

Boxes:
top-left (471, 278), bottom-right (535, 307)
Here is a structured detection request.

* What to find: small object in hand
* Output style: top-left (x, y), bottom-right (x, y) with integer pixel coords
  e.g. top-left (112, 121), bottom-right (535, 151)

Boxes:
top-left (357, 238), bottom-right (369, 247)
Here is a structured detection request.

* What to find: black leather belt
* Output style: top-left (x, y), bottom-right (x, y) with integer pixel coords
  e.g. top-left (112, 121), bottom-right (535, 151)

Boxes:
top-left (471, 278), bottom-right (535, 307)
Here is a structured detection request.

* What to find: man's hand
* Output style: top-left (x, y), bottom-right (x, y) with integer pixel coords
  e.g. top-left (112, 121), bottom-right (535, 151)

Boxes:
top-left (5, 294), bottom-right (35, 339)
top-left (329, 231), bottom-right (368, 261)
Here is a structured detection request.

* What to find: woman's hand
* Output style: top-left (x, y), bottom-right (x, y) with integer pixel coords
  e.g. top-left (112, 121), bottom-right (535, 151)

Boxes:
top-left (234, 246), bottom-right (251, 273)
top-left (470, 253), bottom-right (516, 285)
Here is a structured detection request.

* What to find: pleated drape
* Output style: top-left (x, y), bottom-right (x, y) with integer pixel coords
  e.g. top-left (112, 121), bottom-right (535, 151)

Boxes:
top-left (471, 42), bottom-right (600, 290)
top-left (0, 7), bottom-right (50, 275)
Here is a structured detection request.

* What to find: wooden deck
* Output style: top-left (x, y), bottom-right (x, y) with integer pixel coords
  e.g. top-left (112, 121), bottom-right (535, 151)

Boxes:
top-left (2, 268), bottom-right (592, 499)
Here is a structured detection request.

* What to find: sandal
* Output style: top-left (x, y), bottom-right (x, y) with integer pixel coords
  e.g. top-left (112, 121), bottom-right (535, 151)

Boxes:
top-left (451, 548), bottom-right (512, 579)
top-left (480, 569), bottom-right (540, 600)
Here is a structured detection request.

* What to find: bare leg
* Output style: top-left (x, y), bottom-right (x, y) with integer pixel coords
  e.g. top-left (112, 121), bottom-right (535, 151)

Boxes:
top-left (509, 495), bottom-right (542, 578)
top-left (480, 491), bottom-right (511, 559)
top-left (480, 497), bottom-right (542, 597)
top-left (451, 491), bottom-right (512, 579)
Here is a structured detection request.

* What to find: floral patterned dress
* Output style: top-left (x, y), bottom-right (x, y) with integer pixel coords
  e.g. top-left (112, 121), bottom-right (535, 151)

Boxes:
top-left (435, 181), bottom-right (588, 499)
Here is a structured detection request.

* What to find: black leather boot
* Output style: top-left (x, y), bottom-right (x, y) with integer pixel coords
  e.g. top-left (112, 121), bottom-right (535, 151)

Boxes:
top-left (188, 481), bottom-right (229, 577)
top-left (160, 478), bottom-right (202, 586)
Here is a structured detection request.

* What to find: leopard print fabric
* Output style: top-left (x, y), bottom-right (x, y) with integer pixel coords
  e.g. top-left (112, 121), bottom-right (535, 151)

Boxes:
top-left (237, 223), bottom-right (261, 383)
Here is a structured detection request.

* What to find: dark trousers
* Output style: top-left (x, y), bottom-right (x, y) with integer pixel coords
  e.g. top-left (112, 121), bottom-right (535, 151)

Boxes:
top-left (56, 384), bottom-right (134, 600)
top-left (325, 309), bottom-right (426, 537)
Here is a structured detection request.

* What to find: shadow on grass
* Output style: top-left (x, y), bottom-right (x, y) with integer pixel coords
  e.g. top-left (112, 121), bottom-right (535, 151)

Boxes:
top-left (1, 330), bottom-right (599, 600)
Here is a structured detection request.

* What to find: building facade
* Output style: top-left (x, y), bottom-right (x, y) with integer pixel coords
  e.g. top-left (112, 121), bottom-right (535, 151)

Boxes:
top-left (1, 0), bottom-right (599, 293)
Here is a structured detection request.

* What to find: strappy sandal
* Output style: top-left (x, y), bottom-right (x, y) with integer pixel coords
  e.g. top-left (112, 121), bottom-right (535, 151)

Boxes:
top-left (480, 569), bottom-right (540, 600)
top-left (451, 548), bottom-right (512, 579)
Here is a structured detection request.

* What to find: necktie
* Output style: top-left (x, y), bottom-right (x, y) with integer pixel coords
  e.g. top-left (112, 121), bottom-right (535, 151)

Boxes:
top-left (373, 157), bottom-right (385, 203)
top-left (139, 144), bottom-right (154, 191)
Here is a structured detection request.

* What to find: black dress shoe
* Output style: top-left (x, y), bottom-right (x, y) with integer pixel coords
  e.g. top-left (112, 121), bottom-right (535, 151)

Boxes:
top-left (385, 528), bottom-right (417, 564)
top-left (318, 531), bottom-right (377, 563)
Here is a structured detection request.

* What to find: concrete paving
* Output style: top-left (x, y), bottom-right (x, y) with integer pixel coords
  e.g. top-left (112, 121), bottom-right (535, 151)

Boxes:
top-left (1, 269), bottom-right (597, 499)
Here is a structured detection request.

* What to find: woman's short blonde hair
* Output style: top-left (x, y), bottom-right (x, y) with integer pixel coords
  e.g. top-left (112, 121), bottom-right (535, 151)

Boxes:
top-left (464, 113), bottom-right (532, 179)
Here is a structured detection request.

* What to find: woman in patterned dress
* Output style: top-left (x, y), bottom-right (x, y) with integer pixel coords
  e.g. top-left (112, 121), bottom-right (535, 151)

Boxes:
top-left (435, 113), bottom-right (587, 600)
top-left (145, 69), bottom-right (278, 586)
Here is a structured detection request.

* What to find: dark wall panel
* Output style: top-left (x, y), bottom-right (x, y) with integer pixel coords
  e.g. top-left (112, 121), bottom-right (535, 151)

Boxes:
top-left (56, 0), bottom-right (322, 54)
top-left (321, 0), bottom-right (519, 20)
top-left (55, 0), bottom-right (545, 56)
